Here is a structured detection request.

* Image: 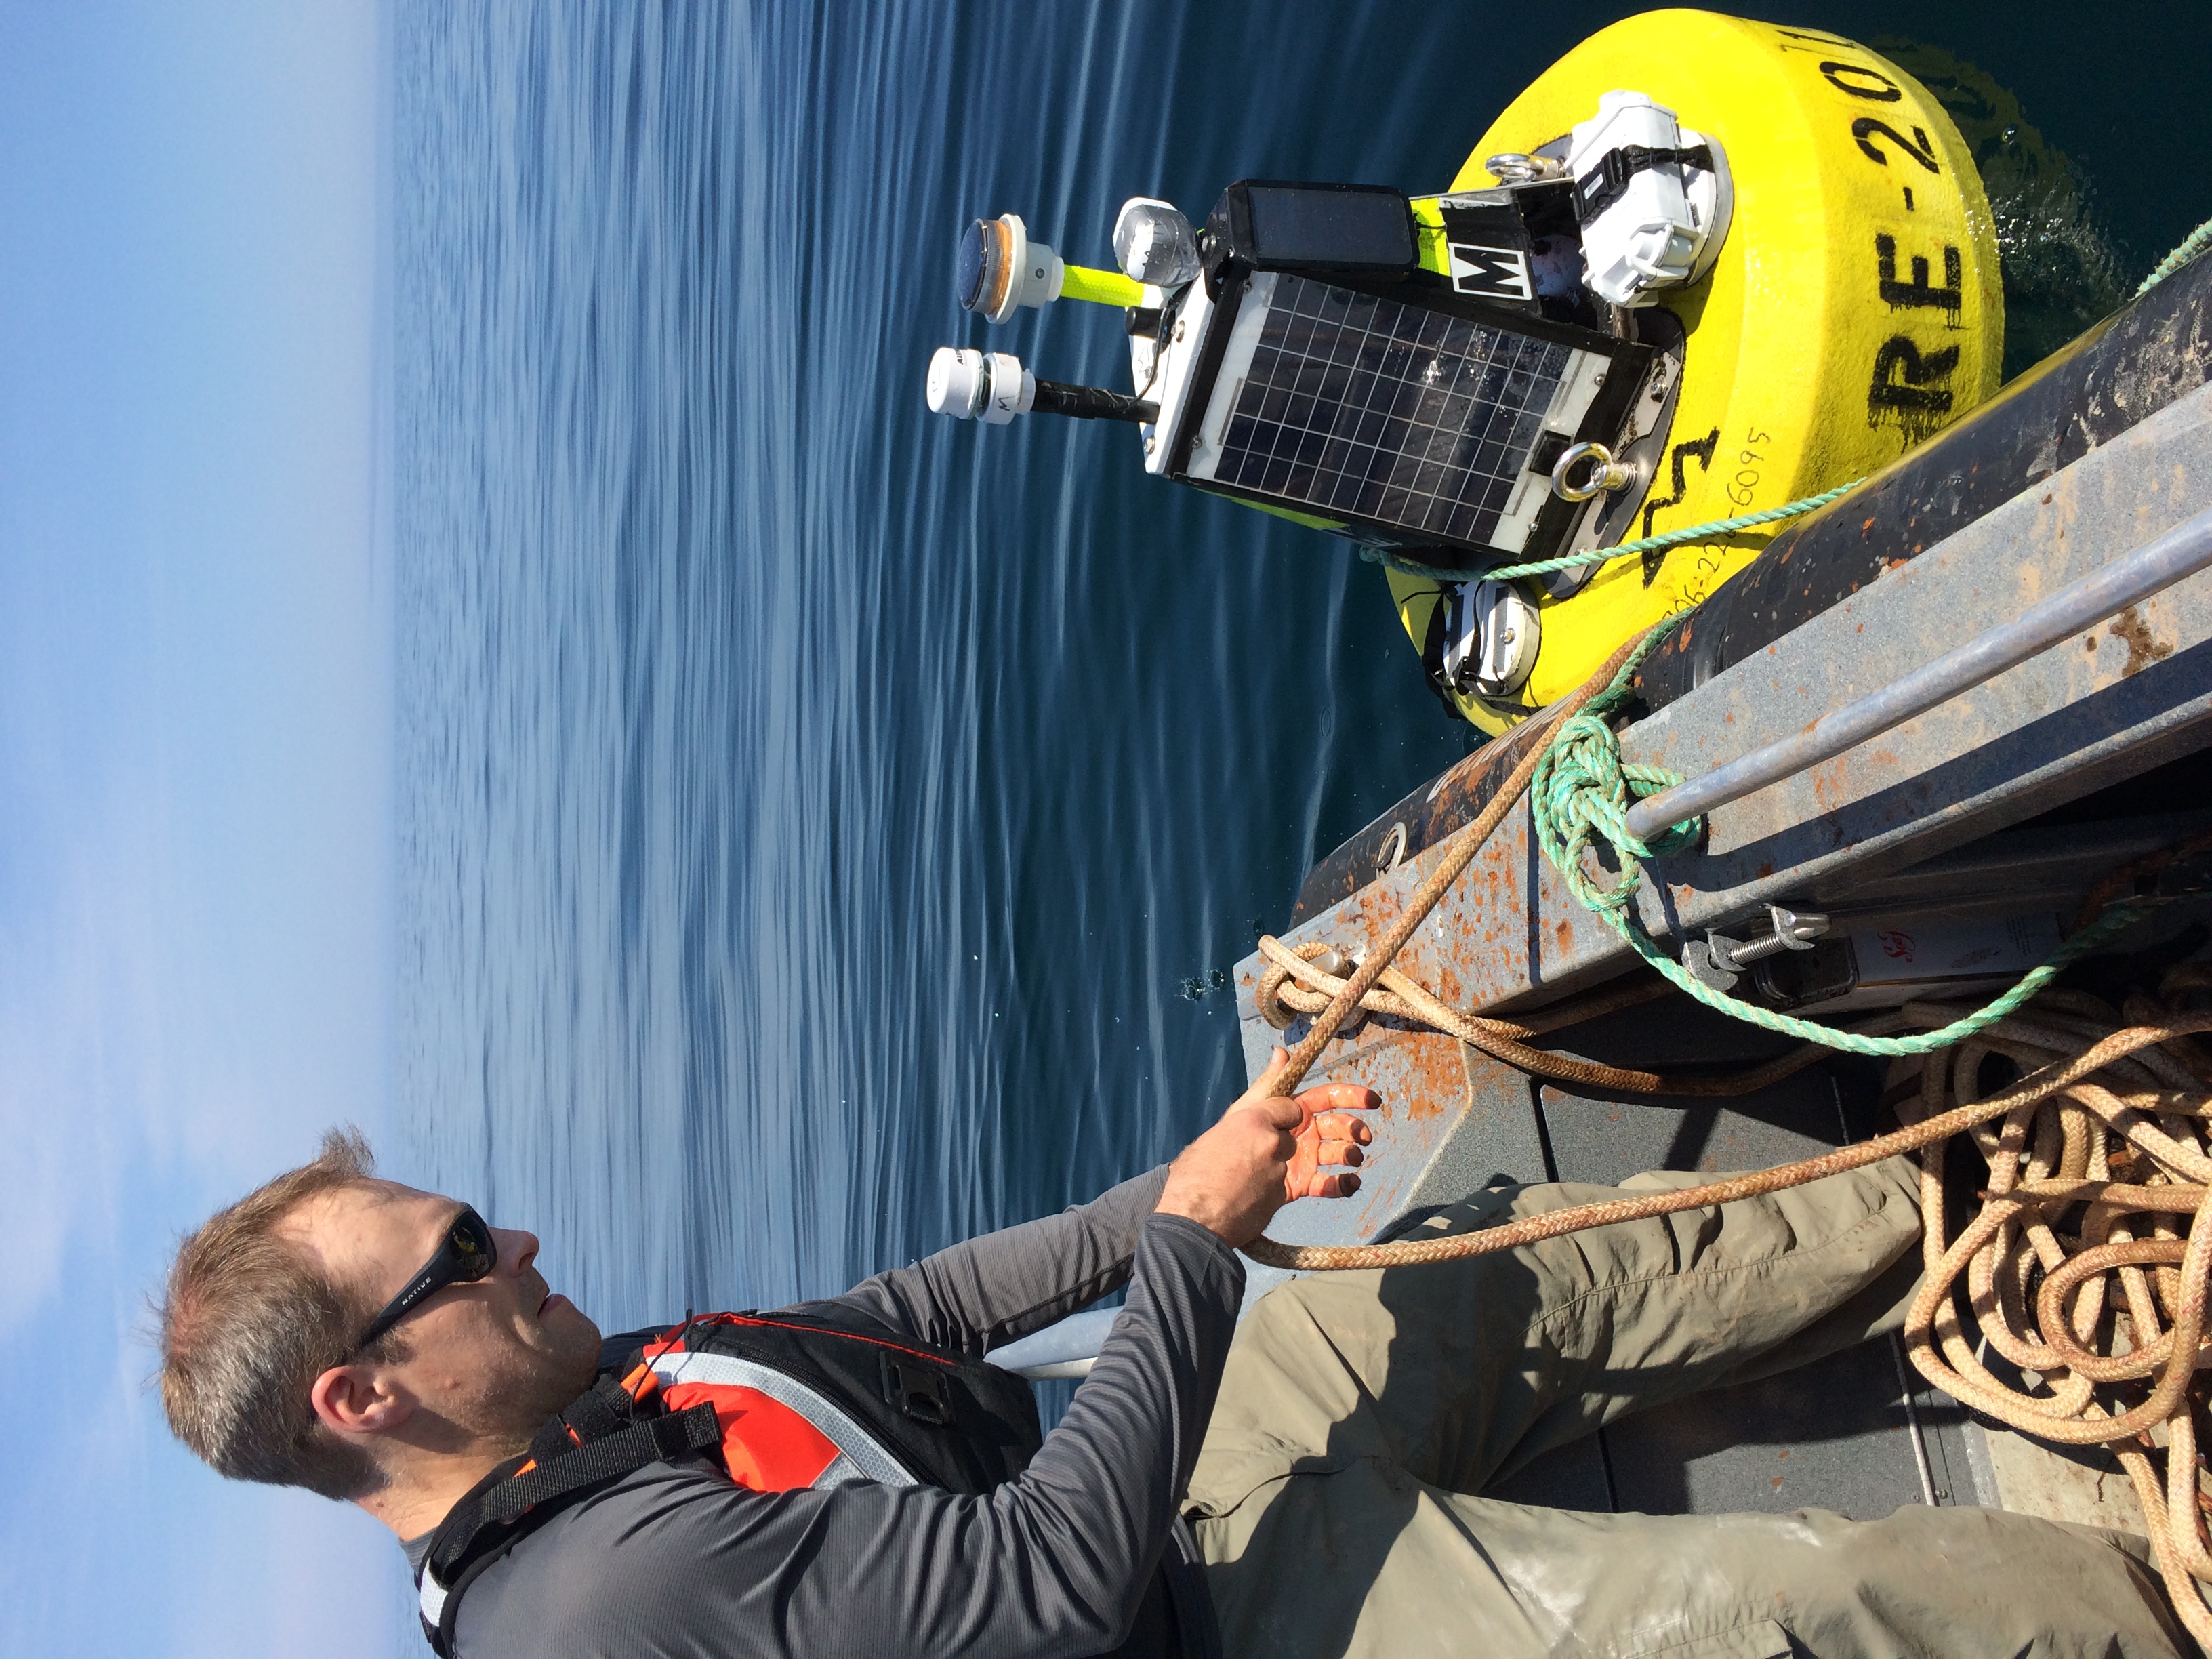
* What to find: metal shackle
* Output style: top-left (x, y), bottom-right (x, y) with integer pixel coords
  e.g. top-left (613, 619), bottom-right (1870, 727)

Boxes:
top-left (1551, 441), bottom-right (1633, 502)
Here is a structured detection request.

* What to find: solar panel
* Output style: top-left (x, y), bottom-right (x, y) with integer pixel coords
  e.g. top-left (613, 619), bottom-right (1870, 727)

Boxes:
top-left (1184, 272), bottom-right (1614, 556)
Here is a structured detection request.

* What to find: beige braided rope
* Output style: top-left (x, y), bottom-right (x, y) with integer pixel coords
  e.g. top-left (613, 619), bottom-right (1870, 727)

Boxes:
top-left (1256, 936), bottom-right (1862, 1099)
top-left (1244, 1010), bottom-right (2212, 1271)
top-left (1248, 985), bottom-right (2212, 1644)
top-left (1257, 628), bottom-right (1656, 1102)
top-left (1892, 985), bottom-right (2212, 1647)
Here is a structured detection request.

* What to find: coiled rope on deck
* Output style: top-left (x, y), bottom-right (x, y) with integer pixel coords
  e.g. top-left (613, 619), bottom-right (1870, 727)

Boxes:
top-left (1893, 983), bottom-right (2212, 1647)
top-left (1257, 990), bottom-right (2212, 1643)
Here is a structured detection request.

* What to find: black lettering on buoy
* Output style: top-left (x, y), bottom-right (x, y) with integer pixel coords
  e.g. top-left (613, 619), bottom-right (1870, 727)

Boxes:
top-left (1820, 61), bottom-right (1903, 100)
top-left (1640, 428), bottom-right (1721, 583)
top-left (1448, 243), bottom-right (1534, 302)
top-left (1876, 235), bottom-right (1963, 320)
top-left (1868, 336), bottom-right (1960, 445)
top-left (1852, 118), bottom-right (1941, 173)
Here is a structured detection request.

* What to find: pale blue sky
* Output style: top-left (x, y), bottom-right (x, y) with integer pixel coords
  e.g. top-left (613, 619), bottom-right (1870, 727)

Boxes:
top-left (0, 1), bottom-right (399, 1653)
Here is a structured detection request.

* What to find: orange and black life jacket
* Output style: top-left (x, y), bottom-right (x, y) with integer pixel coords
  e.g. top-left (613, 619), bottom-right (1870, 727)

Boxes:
top-left (415, 1310), bottom-right (1045, 1655)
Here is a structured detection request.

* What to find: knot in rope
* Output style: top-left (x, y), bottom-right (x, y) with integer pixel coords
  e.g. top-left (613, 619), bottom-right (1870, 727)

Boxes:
top-left (1527, 680), bottom-right (2156, 1056)
top-left (1523, 613), bottom-right (1702, 918)
top-left (1530, 706), bottom-right (1698, 920)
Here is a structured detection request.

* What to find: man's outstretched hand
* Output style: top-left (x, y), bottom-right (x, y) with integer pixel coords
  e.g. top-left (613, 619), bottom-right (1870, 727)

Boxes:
top-left (1155, 1048), bottom-right (1379, 1248)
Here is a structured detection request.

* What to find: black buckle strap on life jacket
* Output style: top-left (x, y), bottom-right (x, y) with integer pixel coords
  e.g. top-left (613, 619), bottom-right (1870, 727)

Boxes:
top-left (539, 1368), bottom-right (634, 1451)
top-left (418, 1374), bottom-right (722, 1656)
top-left (1573, 143), bottom-right (1715, 224)
top-left (469, 1403), bottom-right (722, 1542)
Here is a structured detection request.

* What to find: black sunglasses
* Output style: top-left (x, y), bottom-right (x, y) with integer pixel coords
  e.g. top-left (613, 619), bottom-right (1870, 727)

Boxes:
top-left (353, 1206), bottom-right (497, 1354)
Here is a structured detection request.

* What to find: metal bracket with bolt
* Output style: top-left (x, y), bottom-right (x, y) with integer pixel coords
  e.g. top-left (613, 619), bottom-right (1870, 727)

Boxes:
top-left (1681, 905), bottom-right (1830, 992)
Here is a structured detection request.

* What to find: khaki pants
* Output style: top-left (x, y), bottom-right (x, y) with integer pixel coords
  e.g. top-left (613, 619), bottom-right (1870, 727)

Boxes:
top-left (1186, 1160), bottom-right (2187, 1658)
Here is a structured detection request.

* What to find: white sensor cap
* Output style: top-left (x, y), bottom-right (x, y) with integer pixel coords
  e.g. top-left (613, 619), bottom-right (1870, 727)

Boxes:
top-left (994, 216), bottom-right (1063, 323)
top-left (954, 214), bottom-right (1066, 325)
top-left (925, 347), bottom-right (1035, 424)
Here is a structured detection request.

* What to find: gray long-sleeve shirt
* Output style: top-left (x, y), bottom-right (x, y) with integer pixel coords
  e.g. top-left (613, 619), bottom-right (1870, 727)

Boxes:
top-left (404, 1167), bottom-right (1242, 1659)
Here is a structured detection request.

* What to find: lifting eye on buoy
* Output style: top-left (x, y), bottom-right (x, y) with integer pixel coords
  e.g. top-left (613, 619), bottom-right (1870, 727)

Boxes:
top-left (1551, 441), bottom-right (1635, 502)
top-left (1484, 152), bottom-right (1568, 184)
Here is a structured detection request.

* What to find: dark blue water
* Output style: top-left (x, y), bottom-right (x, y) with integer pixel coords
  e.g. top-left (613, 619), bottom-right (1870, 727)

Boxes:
top-left (392, 1), bottom-right (2200, 1351)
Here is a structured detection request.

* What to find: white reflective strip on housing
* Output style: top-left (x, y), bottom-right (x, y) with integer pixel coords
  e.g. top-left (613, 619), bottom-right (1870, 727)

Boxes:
top-left (1143, 274), bottom-right (1220, 476)
top-left (419, 1570), bottom-right (449, 1629)
top-left (650, 1350), bottom-right (916, 1487)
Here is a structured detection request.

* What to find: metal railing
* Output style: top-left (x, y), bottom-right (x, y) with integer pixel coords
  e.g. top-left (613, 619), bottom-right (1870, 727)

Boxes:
top-left (1622, 504), bottom-right (2212, 844)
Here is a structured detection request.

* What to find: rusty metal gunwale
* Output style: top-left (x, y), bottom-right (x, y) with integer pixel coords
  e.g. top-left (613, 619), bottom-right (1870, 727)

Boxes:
top-left (1620, 505), bottom-right (2212, 842)
top-left (1240, 374), bottom-right (2212, 1061)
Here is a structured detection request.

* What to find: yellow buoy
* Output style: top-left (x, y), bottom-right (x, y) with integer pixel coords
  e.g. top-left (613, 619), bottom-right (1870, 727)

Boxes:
top-left (1389, 11), bottom-right (2001, 735)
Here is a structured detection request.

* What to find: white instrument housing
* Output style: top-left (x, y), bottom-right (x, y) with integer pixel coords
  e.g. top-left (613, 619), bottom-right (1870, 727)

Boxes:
top-left (1568, 91), bottom-right (1733, 308)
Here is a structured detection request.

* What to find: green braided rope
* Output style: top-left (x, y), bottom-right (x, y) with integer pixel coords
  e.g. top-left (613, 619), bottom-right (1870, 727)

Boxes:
top-left (1528, 617), bottom-right (2146, 1056)
top-left (2137, 213), bottom-right (2212, 296)
top-left (1490, 477), bottom-right (1866, 579)
top-left (1359, 478), bottom-right (1866, 588)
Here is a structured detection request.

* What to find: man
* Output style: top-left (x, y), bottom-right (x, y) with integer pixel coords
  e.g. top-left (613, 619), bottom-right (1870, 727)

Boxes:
top-left (161, 1054), bottom-right (2184, 1658)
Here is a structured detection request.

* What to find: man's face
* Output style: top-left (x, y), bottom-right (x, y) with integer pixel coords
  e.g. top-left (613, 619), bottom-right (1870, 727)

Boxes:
top-left (287, 1180), bottom-right (604, 1454)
